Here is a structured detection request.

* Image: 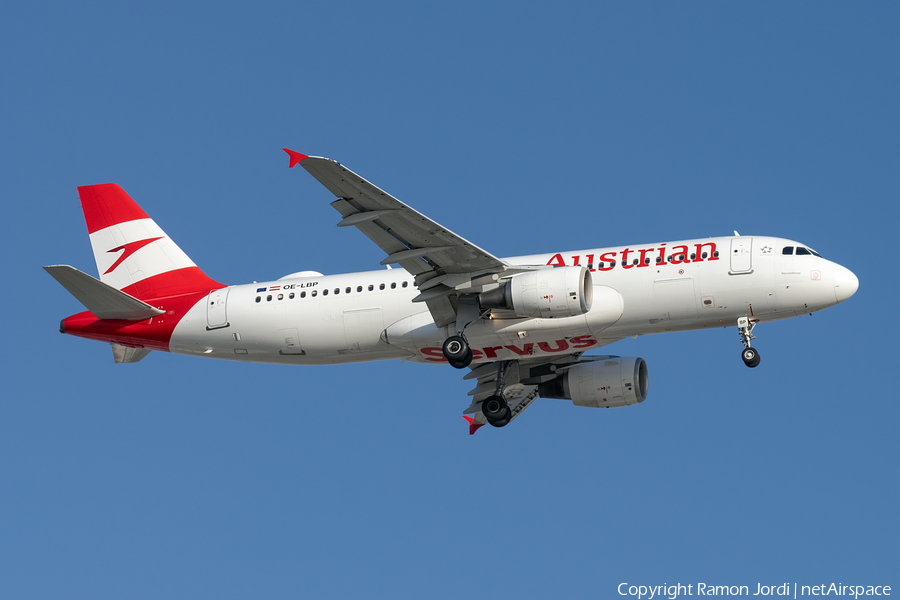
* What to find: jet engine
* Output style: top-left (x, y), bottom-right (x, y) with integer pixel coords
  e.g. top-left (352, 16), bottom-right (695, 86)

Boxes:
top-left (537, 357), bottom-right (648, 408)
top-left (479, 266), bottom-right (593, 319)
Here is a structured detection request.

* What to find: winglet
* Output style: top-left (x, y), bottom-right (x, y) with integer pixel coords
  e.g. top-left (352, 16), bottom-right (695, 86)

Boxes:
top-left (283, 148), bottom-right (308, 168)
top-left (463, 415), bottom-right (485, 435)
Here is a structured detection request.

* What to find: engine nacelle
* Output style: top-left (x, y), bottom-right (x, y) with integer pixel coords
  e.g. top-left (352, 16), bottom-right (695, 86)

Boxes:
top-left (480, 266), bottom-right (593, 318)
top-left (538, 357), bottom-right (648, 408)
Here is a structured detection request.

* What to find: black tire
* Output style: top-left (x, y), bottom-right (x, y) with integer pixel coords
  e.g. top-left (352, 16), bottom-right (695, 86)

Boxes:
top-left (481, 394), bottom-right (507, 420)
top-left (448, 348), bottom-right (473, 369)
top-left (443, 336), bottom-right (472, 367)
top-left (487, 406), bottom-right (512, 428)
top-left (482, 395), bottom-right (511, 427)
top-left (741, 347), bottom-right (760, 368)
top-left (442, 335), bottom-right (468, 360)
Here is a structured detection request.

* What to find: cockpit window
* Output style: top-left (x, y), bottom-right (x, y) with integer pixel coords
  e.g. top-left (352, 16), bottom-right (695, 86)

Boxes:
top-left (796, 247), bottom-right (811, 256)
top-left (808, 247), bottom-right (823, 258)
top-left (782, 247), bottom-right (794, 255)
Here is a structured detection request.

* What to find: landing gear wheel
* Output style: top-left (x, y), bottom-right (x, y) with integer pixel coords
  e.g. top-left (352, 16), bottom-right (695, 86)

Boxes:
top-left (488, 409), bottom-right (512, 428)
top-left (741, 347), bottom-right (760, 368)
top-left (442, 335), bottom-right (472, 368)
top-left (448, 348), bottom-right (474, 369)
top-left (482, 394), bottom-right (512, 427)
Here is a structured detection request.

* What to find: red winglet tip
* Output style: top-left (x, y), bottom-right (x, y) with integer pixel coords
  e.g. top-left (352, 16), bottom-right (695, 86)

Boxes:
top-left (463, 416), bottom-right (485, 435)
top-left (283, 148), bottom-right (308, 168)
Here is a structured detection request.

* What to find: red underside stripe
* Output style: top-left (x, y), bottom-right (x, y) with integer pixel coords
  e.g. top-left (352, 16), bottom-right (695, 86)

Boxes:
top-left (62, 268), bottom-right (226, 350)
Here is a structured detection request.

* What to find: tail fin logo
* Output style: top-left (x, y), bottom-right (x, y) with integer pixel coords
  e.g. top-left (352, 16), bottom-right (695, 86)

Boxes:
top-left (104, 237), bottom-right (164, 275)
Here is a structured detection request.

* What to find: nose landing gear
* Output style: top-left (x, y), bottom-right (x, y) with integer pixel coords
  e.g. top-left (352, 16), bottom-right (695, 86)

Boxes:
top-left (737, 316), bottom-right (761, 368)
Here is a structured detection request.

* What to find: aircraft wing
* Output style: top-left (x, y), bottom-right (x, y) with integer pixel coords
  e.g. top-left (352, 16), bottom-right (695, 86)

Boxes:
top-left (286, 149), bottom-right (540, 326)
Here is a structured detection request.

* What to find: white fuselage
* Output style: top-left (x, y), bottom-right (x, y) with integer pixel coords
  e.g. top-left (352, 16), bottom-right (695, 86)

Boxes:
top-left (169, 236), bottom-right (853, 365)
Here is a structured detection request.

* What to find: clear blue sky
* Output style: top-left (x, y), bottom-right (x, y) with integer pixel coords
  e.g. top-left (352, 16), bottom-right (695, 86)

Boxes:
top-left (1, 2), bottom-right (897, 598)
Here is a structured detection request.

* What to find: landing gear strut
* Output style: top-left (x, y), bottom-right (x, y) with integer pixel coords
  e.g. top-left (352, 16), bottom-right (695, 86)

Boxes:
top-left (737, 316), bottom-right (761, 368)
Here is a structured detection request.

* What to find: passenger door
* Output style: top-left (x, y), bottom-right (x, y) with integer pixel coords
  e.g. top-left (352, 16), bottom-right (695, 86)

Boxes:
top-left (206, 288), bottom-right (229, 329)
top-left (730, 237), bottom-right (753, 273)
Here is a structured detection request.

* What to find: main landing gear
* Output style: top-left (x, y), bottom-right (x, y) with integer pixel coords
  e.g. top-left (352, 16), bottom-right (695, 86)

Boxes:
top-left (442, 335), bottom-right (473, 369)
top-left (482, 394), bottom-right (512, 427)
top-left (481, 361), bottom-right (512, 428)
top-left (442, 295), bottom-right (487, 369)
top-left (737, 316), bottom-right (761, 368)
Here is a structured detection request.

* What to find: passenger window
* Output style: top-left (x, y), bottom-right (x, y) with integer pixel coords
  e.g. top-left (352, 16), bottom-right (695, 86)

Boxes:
top-left (702, 252), bottom-right (708, 259)
top-left (621, 260), bottom-right (627, 267)
top-left (301, 291), bottom-right (306, 298)
top-left (345, 287), bottom-right (351, 294)
top-left (255, 296), bottom-right (261, 303)
top-left (311, 290), bottom-right (317, 297)
top-left (289, 292), bottom-right (295, 299)
top-left (656, 257), bottom-right (662, 264)
top-left (782, 247), bottom-right (794, 255)
top-left (632, 259), bottom-right (639, 265)
top-left (267, 295), bottom-right (272, 302)
top-left (277, 293), bottom-right (284, 300)
top-left (391, 282), bottom-right (397, 289)
top-left (690, 253), bottom-right (696, 260)
top-left (644, 258), bottom-right (650, 265)
top-left (368, 284), bottom-right (374, 291)
top-left (380, 283), bottom-right (385, 290)
top-left (402, 281), bottom-right (408, 288)
top-left (357, 286), bottom-right (362, 292)
top-left (323, 289), bottom-right (329, 296)
top-left (713, 251), bottom-right (719, 258)
top-left (796, 247), bottom-right (811, 256)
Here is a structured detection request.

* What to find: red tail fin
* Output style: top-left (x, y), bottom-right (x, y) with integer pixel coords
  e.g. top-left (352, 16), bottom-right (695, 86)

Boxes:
top-left (79, 184), bottom-right (222, 300)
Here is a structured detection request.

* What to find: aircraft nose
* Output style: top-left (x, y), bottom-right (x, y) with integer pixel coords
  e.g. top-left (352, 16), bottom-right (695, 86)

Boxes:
top-left (834, 265), bottom-right (859, 303)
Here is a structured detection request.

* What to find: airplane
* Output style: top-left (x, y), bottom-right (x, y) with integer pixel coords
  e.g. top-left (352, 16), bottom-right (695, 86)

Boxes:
top-left (44, 148), bottom-right (859, 434)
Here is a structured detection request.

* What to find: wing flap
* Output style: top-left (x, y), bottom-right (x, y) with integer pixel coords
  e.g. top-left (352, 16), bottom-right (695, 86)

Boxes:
top-left (43, 265), bottom-right (165, 320)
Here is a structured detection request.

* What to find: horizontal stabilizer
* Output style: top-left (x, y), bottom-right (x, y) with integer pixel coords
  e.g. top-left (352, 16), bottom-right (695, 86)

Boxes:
top-left (43, 265), bottom-right (165, 320)
top-left (112, 343), bottom-right (152, 363)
